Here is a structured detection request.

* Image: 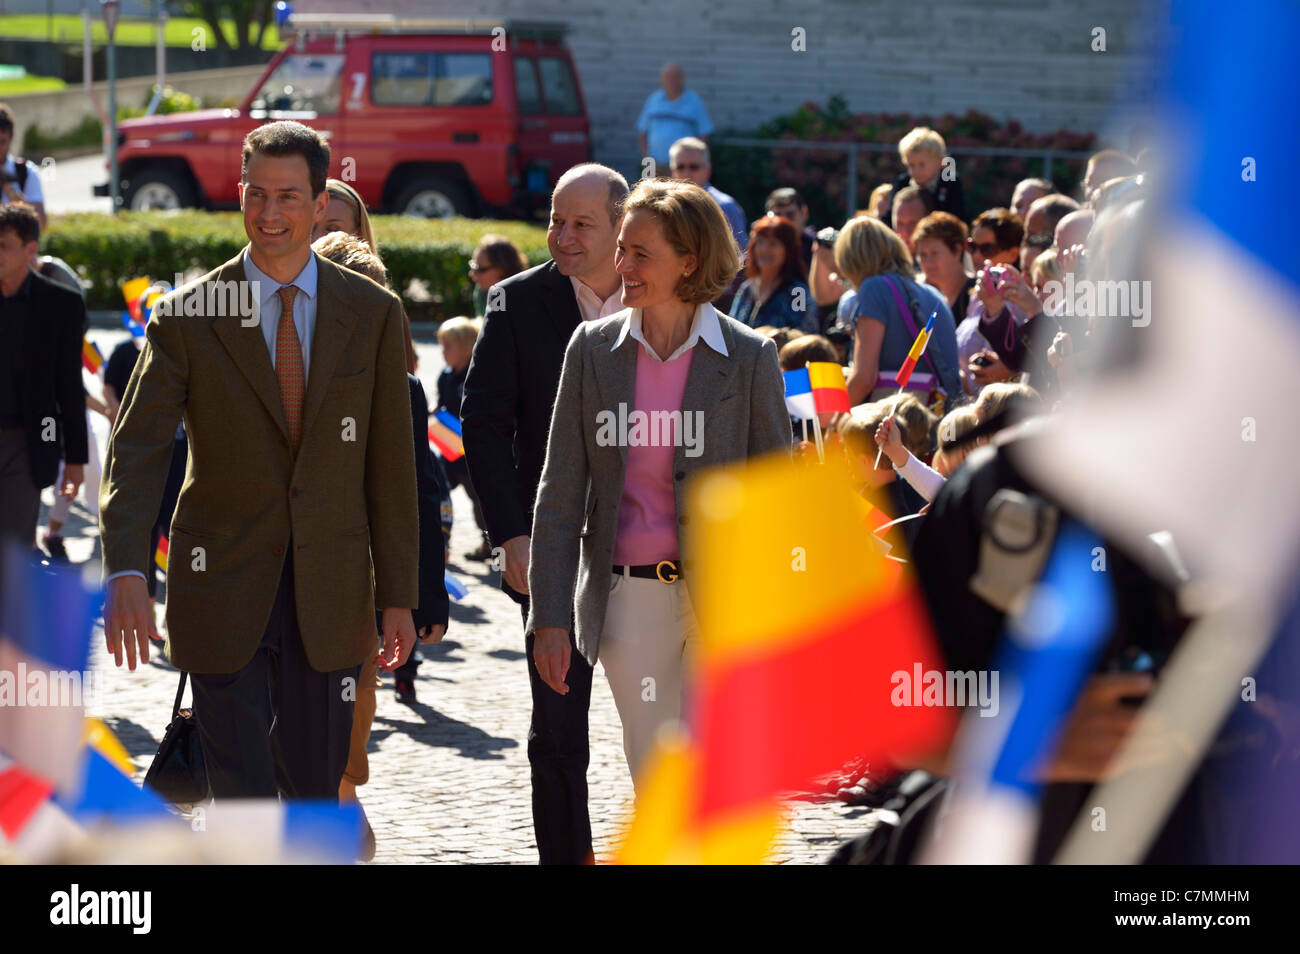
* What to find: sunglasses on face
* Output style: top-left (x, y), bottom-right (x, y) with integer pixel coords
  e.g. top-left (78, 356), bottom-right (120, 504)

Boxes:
top-left (1023, 232), bottom-right (1054, 250)
top-left (468, 260), bottom-right (490, 273)
top-left (967, 239), bottom-right (1001, 258)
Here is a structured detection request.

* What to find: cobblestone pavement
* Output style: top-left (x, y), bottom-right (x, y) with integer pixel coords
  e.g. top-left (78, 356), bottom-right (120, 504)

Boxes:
top-left (54, 328), bottom-right (877, 864)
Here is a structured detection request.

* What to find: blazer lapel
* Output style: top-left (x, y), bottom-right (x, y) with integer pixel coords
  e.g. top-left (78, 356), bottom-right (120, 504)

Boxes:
top-left (590, 315), bottom-right (637, 467)
top-left (675, 317), bottom-right (735, 473)
top-left (298, 256), bottom-right (360, 442)
top-left (210, 255), bottom-right (289, 442)
top-left (541, 261), bottom-right (581, 345)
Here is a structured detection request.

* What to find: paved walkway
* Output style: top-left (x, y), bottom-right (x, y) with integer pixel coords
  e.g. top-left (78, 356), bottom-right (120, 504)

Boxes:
top-left (55, 330), bottom-right (876, 864)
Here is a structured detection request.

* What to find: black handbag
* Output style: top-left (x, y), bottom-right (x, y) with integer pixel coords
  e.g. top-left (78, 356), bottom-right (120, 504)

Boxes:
top-left (143, 671), bottom-right (209, 804)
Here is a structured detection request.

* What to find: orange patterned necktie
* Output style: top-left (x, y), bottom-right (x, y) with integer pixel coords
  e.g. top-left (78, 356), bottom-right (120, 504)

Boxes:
top-left (275, 284), bottom-right (305, 453)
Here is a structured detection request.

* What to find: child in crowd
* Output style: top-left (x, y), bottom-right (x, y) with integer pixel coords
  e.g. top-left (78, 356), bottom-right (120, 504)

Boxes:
top-left (875, 403), bottom-right (984, 507)
top-left (436, 316), bottom-right (492, 560)
top-left (891, 126), bottom-right (966, 227)
top-left (837, 394), bottom-right (936, 551)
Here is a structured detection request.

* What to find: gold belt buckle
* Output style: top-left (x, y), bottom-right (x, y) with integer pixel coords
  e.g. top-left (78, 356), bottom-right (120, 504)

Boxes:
top-left (655, 560), bottom-right (679, 584)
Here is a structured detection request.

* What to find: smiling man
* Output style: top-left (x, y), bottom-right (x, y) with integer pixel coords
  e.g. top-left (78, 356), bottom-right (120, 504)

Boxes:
top-left (461, 162), bottom-right (628, 864)
top-left (99, 121), bottom-right (419, 802)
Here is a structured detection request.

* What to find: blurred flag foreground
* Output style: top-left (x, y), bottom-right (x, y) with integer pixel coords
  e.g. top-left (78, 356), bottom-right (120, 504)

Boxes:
top-left (617, 451), bottom-right (952, 863)
top-left (0, 545), bottom-right (364, 863)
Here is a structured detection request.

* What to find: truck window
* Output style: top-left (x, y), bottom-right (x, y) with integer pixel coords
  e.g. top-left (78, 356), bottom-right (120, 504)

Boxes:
top-left (371, 52), bottom-right (493, 106)
top-left (249, 54), bottom-right (344, 118)
top-left (513, 57), bottom-right (541, 115)
top-left (538, 57), bottom-right (581, 115)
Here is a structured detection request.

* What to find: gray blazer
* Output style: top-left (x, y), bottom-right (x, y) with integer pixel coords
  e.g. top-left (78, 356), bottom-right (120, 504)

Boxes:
top-left (524, 307), bottom-right (792, 666)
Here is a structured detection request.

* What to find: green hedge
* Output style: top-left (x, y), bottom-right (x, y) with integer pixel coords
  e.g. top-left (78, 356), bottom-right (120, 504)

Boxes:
top-left (710, 97), bottom-right (1100, 229)
top-left (43, 211), bottom-right (550, 319)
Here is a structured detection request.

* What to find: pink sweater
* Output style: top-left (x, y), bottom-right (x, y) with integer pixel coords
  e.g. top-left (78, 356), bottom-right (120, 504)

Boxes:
top-left (612, 343), bottom-right (695, 564)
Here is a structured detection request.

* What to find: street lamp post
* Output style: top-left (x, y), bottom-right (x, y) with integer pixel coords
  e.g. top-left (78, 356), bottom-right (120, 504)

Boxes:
top-left (101, 0), bottom-right (121, 213)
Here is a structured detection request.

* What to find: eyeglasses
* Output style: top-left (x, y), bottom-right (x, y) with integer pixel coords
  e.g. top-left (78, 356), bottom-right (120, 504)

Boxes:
top-left (1023, 232), bottom-right (1054, 250)
top-left (467, 260), bottom-right (490, 273)
top-left (967, 239), bottom-right (1001, 258)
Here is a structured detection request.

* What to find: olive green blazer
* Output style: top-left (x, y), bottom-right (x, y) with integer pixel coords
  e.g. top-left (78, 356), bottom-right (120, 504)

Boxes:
top-left (100, 250), bottom-right (418, 674)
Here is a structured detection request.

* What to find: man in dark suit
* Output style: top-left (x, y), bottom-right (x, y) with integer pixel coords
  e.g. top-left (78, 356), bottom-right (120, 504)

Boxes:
top-left (100, 121), bottom-right (419, 802)
top-left (0, 203), bottom-right (86, 547)
top-left (462, 163), bottom-right (628, 864)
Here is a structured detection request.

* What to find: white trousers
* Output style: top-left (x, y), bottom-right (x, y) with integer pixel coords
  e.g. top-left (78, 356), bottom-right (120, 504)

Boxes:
top-left (597, 571), bottom-right (699, 796)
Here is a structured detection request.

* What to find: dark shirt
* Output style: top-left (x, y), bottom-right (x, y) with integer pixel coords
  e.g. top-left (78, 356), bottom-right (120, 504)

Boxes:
top-left (436, 363), bottom-right (468, 418)
top-left (730, 278), bottom-right (818, 333)
top-left (104, 340), bottom-right (141, 401)
top-left (0, 273), bottom-right (32, 427)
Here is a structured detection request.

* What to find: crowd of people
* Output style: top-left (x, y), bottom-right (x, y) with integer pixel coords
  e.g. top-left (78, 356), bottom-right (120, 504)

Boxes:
top-left (1, 82), bottom-right (1222, 866)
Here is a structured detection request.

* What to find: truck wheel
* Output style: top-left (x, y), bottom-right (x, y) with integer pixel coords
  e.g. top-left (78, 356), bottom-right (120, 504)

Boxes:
top-left (393, 177), bottom-right (472, 219)
top-left (122, 168), bottom-right (197, 211)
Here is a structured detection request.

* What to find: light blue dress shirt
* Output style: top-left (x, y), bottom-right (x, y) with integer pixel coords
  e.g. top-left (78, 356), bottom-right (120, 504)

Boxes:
top-left (243, 247), bottom-right (319, 383)
top-left (636, 88), bottom-right (715, 167)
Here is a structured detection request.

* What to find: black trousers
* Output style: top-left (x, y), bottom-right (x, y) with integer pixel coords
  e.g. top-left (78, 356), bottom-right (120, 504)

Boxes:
top-left (191, 552), bottom-right (360, 800)
top-left (520, 600), bottom-right (593, 864)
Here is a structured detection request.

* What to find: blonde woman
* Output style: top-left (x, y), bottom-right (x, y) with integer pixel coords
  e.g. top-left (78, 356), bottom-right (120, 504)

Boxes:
top-left (312, 178), bottom-right (378, 252)
top-left (834, 216), bottom-right (962, 405)
top-left (525, 178), bottom-right (791, 792)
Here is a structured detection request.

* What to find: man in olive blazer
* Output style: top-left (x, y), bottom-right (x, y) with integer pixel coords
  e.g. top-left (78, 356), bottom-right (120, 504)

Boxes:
top-left (100, 122), bottom-right (418, 800)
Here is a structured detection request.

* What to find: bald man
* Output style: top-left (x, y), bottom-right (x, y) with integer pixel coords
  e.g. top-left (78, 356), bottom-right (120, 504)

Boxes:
top-left (636, 63), bottom-right (714, 174)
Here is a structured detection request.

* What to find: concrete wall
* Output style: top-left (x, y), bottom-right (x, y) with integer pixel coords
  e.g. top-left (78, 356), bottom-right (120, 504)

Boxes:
top-left (293, 0), bottom-right (1168, 182)
top-left (4, 64), bottom-right (267, 149)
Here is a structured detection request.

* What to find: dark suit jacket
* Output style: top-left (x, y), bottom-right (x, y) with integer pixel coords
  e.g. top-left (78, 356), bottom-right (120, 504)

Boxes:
top-left (100, 251), bottom-right (418, 674)
top-left (14, 271), bottom-right (89, 487)
top-left (461, 260), bottom-right (580, 604)
top-left (407, 373), bottom-right (449, 632)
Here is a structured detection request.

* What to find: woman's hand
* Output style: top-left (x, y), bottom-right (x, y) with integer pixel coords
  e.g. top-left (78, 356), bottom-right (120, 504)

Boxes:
top-left (968, 349), bottom-right (1012, 389)
top-left (874, 415), bottom-right (907, 469)
top-left (995, 264), bottom-right (1042, 317)
top-left (973, 259), bottom-right (1006, 316)
top-left (533, 626), bottom-right (571, 695)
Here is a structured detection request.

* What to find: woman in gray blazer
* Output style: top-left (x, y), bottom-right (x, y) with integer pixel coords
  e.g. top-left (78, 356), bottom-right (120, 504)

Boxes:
top-left (525, 178), bottom-right (793, 793)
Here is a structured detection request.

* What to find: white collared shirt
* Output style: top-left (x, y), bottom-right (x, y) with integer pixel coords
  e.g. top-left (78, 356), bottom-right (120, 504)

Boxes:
top-left (569, 275), bottom-right (623, 323)
top-left (612, 301), bottom-right (729, 363)
top-left (243, 247), bottom-right (319, 382)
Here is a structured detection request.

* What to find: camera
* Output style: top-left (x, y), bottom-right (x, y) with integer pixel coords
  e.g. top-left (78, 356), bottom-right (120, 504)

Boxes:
top-left (814, 226), bottom-right (840, 249)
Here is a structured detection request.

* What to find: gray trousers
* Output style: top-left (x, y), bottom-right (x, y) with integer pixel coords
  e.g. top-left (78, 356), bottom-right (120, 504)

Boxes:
top-left (0, 428), bottom-right (39, 548)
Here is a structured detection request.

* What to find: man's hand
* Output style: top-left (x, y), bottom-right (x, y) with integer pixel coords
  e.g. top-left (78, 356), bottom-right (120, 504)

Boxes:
top-left (104, 575), bottom-right (161, 670)
top-left (968, 349), bottom-right (1012, 389)
top-left (417, 623), bottom-right (446, 645)
top-left (501, 534), bottom-right (531, 594)
top-left (533, 626), bottom-right (570, 695)
top-left (378, 608), bottom-right (416, 672)
top-left (58, 463), bottom-right (84, 500)
top-left (1043, 673), bottom-right (1156, 782)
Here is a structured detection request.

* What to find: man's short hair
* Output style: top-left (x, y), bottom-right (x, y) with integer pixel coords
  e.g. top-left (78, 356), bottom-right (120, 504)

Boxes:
top-left (1015, 177), bottom-right (1056, 196)
top-left (0, 103), bottom-right (14, 137)
top-left (554, 163), bottom-right (630, 225)
top-left (242, 121), bottom-right (330, 197)
top-left (669, 137), bottom-right (710, 168)
top-left (898, 126), bottom-right (946, 161)
top-left (311, 231), bottom-right (387, 286)
top-left (765, 187), bottom-right (806, 212)
top-left (0, 202), bottom-right (40, 244)
top-left (1029, 194), bottom-right (1082, 233)
top-left (892, 183), bottom-right (937, 217)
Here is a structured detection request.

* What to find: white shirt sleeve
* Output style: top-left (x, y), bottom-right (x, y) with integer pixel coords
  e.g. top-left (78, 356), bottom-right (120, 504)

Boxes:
top-left (896, 449), bottom-right (946, 502)
top-left (17, 162), bottom-right (43, 203)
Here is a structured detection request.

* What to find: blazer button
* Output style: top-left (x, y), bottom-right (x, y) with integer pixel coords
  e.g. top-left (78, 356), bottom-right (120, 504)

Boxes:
top-left (674, 471), bottom-right (685, 481)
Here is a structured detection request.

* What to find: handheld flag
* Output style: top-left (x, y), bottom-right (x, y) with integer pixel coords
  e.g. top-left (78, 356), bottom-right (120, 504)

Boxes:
top-left (427, 409), bottom-right (464, 462)
top-left (154, 534), bottom-right (169, 575)
top-left (895, 311), bottom-right (936, 393)
top-left (444, 571), bottom-right (468, 601)
top-left (81, 339), bottom-right (103, 373)
top-left (783, 362), bottom-right (850, 419)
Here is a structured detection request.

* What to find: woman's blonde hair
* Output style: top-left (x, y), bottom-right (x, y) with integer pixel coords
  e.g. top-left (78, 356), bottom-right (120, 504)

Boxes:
top-left (620, 178), bottom-right (741, 305)
top-left (932, 405), bottom-right (981, 476)
top-left (974, 381), bottom-right (1044, 423)
top-left (833, 215), bottom-right (914, 287)
top-left (1029, 246), bottom-right (1063, 288)
top-left (325, 178), bottom-right (377, 253)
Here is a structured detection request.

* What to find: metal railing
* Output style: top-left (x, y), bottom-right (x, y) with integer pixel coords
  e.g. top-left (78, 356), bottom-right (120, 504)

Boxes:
top-left (712, 137), bottom-right (1095, 220)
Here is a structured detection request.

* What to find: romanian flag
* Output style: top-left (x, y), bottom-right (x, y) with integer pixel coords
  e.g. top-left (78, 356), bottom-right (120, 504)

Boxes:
top-left (783, 361), bottom-right (850, 419)
top-left (81, 339), bottom-right (103, 373)
top-left (618, 450), bottom-right (952, 863)
top-left (121, 276), bottom-right (151, 319)
top-left (895, 312), bottom-right (936, 392)
top-left (427, 409), bottom-right (464, 462)
top-left (154, 534), bottom-right (169, 575)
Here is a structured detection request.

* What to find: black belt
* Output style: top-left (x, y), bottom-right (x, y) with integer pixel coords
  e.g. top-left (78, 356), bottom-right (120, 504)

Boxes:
top-left (612, 560), bottom-right (683, 583)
